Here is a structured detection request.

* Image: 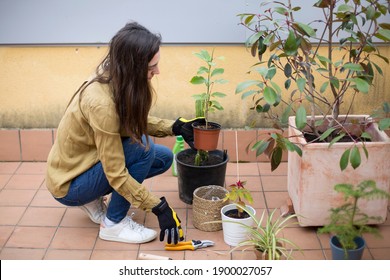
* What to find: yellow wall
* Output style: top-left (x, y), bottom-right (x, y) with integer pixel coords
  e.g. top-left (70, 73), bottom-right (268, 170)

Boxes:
top-left (1, 45), bottom-right (389, 129)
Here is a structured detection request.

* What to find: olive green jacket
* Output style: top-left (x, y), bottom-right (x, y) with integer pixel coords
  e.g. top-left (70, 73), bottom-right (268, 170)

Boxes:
top-left (46, 81), bottom-right (174, 211)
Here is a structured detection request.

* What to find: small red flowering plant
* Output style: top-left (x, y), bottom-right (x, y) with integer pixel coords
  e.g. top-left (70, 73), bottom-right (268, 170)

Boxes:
top-left (224, 180), bottom-right (254, 218)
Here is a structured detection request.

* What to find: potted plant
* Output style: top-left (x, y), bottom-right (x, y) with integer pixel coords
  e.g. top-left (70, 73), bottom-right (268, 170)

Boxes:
top-left (236, 0), bottom-right (390, 225)
top-left (318, 180), bottom-right (390, 260)
top-left (220, 180), bottom-right (256, 246)
top-left (230, 207), bottom-right (301, 260)
top-left (190, 49), bottom-right (228, 151)
top-left (176, 49), bottom-right (229, 204)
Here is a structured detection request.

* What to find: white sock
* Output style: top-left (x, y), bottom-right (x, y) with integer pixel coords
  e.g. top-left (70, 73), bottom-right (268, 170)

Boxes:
top-left (104, 216), bottom-right (117, 227)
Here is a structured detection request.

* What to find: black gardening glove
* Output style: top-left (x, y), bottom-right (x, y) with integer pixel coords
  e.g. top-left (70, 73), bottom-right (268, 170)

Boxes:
top-left (172, 117), bottom-right (206, 149)
top-left (152, 197), bottom-right (184, 244)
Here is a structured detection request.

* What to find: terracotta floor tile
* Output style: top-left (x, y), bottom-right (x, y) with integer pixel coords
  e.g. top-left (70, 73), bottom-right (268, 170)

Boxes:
top-left (0, 189), bottom-right (37, 206)
top-left (232, 249), bottom-right (257, 260)
top-left (282, 227), bottom-right (322, 250)
top-left (0, 174), bottom-right (12, 189)
top-left (0, 162), bottom-right (20, 174)
top-left (263, 191), bottom-right (290, 209)
top-left (50, 227), bottom-right (98, 250)
top-left (2, 160), bottom-right (390, 260)
top-left (364, 225), bottom-right (390, 248)
top-left (0, 206), bottom-right (26, 225)
top-left (369, 248), bottom-right (390, 260)
top-left (261, 175), bottom-right (288, 191)
top-left (258, 162), bottom-right (288, 175)
top-left (91, 249), bottom-right (139, 260)
top-left (16, 162), bottom-right (47, 174)
top-left (30, 189), bottom-right (65, 207)
top-left (0, 248), bottom-right (46, 260)
top-left (6, 226), bottom-right (57, 248)
top-left (4, 174), bottom-right (45, 190)
top-left (150, 175), bottom-right (179, 192)
top-left (18, 207), bottom-right (65, 227)
top-left (44, 249), bottom-right (92, 260)
top-left (291, 249), bottom-right (326, 260)
top-left (0, 226), bottom-right (15, 247)
top-left (60, 207), bottom-right (99, 228)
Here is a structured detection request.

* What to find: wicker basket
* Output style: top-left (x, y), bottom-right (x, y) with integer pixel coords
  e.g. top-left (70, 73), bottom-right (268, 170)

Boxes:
top-left (192, 185), bottom-right (229, 231)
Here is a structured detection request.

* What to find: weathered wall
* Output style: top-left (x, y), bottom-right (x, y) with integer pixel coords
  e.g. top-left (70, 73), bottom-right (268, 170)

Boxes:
top-left (1, 45), bottom-right (389, 129)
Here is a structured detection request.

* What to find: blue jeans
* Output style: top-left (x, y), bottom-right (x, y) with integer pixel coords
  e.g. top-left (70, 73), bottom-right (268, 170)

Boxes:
top-left (55, 135), bottom-right (173, 223)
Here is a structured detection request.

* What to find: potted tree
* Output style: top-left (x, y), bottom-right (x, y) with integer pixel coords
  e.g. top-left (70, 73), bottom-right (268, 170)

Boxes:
top-left (318, 180), bottom-right (390, 260)
top-left (230, 207), bottom-right (301, 260)
top-left (236, 0), bottom-right (390, 225)
top-left (220, 180), bottom-right (256, 246)
top-left (176, 49), bottom-right (229, 204)
top-left (190, 49), bottom-right (228, 151)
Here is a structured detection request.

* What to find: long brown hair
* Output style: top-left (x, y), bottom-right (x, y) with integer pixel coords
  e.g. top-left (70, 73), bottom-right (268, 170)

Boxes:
top-left (83, 22), bottom-right (161, 144)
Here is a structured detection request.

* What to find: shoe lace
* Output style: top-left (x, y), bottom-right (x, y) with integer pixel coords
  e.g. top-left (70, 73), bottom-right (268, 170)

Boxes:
top-left (125, 213), bottom-right (145, 233)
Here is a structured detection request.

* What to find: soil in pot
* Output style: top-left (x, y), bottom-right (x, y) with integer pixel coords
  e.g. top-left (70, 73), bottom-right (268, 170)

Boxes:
top-left (224, 208), bottom-right (250, 219)
top-left (178, 150), bottom-right (224, 166)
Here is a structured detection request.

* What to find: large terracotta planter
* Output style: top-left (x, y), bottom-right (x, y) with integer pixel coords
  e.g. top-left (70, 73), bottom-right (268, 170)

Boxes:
top-left (288, 115), bottom-right (390, 226)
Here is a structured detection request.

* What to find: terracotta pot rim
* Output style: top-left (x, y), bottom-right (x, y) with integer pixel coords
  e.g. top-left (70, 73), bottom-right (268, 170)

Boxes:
top-left (192, 121), bottom-right (222, 131)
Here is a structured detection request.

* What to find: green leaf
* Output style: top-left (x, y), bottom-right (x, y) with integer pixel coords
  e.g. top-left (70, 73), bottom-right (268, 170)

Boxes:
top-left (266, 67), bottom-right (277, 80)
top-left (271, 147), bottom-right (283, 171)
top-left (293, 22), bottom-right (316, 37)
top-left (320, 81), bottom-right (329, 93)
top-left (295, 106), bottom-right (307, 130)
top-left (365, 5), bottom-right (376, 20)
top-left (235, 80), bottom-right (260, 94)
top-left (342, 63), bottom-right (364, 71)
top-left (330, 77), bottom-right (340, 89)
top-left (197, 66), bottom-right (209, 75)
top-left (319, 128), bottom-right (335, 141)
top-left (190, 76), bottom-right (206, 85)
top-left (297, 78), bottom-right (306, 93)
top-left (211, 68), bottom-right (224, 77)
top-left (284, 63), bottom-right (292, 78)
top-left (270, 81), bottom-right (281, 94)
top-left (264, 86), bottom-right (277, 105)
top-left (211, 92), bottom-right (227, 98)
top-left (284, 79), bottom-right (291, 90)
top-left (340, 149), bottom-right (350, 171)
top-left (338, 4), bottom-right (354, 12)
top-left (329, 133), bottom-right (345, 147)
top-left (281, 105), bottom-right (292, 125)
top-left (352, 78), bottom-right (370, 93)
top-left (284, 31), bottom-right (298, 56)
top-left (241, 90), bottom-right (258, 99)
top-left (379, 118), bottom-right (390, 130)
top-left (252, 140), bottom-right (270, 157)
top-left (350, 146), bottom-right (361, 169)
top-left (375, 29), bottom-right (390, 41)
top-left (214, 78), bottom-right (228, 84)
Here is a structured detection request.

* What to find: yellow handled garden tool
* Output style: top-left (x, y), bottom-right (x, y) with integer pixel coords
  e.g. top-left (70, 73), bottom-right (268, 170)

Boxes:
top-left (165, 240), bottom-right (214, 251)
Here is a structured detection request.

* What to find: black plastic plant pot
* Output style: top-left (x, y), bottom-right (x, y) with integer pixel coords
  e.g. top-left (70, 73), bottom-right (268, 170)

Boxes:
top-left (176, 149), bottom-right (229, 204)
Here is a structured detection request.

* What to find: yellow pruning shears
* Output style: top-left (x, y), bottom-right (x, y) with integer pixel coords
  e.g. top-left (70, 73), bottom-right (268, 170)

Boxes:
top-left (165, 240), bottom-right (214, 251)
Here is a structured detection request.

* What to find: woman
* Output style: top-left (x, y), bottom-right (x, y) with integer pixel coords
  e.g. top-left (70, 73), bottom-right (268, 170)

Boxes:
top-left (46, 22), bottom-right (201, 244)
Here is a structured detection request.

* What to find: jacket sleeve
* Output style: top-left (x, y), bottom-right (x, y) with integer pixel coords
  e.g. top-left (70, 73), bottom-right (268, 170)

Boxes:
top-left (147, 116), bottom-right (175, 137)
top-left (86, 102), bottom-right (160, 211)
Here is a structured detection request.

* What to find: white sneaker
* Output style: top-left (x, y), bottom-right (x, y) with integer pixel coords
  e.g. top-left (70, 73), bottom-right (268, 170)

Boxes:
top-left (78, 197), bottom-right (107, 224)
top-left (99, 215), bottom-right (157, 244)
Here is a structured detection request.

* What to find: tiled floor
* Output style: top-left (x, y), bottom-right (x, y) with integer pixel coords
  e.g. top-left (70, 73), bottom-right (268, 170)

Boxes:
top-left (0, 161), bottom-right (389, 260)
